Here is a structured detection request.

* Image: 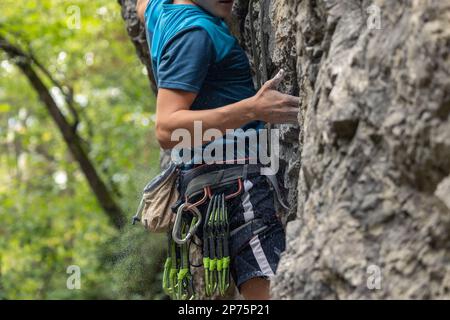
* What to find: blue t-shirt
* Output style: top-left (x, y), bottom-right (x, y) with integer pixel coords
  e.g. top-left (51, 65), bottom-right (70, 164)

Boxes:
top-left (145, 1), bottom-right (265, 168)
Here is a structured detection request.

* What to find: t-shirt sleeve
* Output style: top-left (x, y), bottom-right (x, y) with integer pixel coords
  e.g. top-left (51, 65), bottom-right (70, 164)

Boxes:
top-left (157, 28), bottom-right (215, 93)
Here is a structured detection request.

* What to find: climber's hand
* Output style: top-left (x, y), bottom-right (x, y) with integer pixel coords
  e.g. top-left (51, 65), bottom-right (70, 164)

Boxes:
top-left (251, 69), bottom-right (300, 124)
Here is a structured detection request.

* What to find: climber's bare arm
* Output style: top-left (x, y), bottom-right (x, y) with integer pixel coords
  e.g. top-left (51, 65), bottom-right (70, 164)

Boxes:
top-left (156, 72), bottom-right (299, 150)
top-left (156, 89), bottom-right (254, 149)
top-left (137, 0), bottom-right (150, 22)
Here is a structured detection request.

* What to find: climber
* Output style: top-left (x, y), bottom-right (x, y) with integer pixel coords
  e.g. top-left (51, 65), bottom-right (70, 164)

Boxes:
top-left (137, 0), bottom-right (300, 300)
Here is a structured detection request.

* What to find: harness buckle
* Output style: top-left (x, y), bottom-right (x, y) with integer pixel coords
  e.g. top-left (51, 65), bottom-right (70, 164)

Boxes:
top-left (185, 187), bottom-right (209, 210)
top-left (224, 178), bottom-right (243, 200)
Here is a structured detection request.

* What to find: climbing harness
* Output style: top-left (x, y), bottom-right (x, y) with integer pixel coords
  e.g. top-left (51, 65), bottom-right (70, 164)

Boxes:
top-left (162, 163), bottom-right (259, 299)
top-left (134, 162), bottom-right (289, 300)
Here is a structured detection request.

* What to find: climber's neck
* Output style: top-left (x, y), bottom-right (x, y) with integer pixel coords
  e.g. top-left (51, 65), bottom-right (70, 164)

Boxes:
top-left (172, 0), bottom-right (234, 19)
top-left (173, 0), bottom-right (196, 5)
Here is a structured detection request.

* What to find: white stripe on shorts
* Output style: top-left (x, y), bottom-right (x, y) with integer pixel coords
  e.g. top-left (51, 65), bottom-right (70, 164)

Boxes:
top-left (249, 235), bottom-right (275, 276)
top-left (241, 179), bottom-right (275, 277)
top-left (241, 179), bottom-right (255, 222)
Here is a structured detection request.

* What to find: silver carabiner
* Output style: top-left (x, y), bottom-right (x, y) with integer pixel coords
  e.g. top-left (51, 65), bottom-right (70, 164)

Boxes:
top-left (172, 203), bottom-right (202, 245)
top-left (131, 196), bottom-right (145, 225)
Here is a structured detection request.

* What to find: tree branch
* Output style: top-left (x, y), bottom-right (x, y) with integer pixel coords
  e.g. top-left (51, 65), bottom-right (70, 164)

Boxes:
top-left (28, 50), bottom-right (81, 132)
top-left (0, 35), bottom-right (126, 229)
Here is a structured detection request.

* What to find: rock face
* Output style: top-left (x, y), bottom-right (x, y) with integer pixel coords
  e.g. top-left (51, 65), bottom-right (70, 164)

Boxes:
top-left (242, 0), bottom-right (450, 299)
top-left (118, 0), bottom-right (156, 92)
top-left (120, 0), bottom-right (450, 299)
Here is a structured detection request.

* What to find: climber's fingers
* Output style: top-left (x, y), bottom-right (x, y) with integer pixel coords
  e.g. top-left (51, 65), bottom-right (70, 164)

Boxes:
top-left (283, 107), bottom-right (300, 123)
top-left (264, 69), bottom-right (286, 90)
top-left (281, 93), bottom-right (300, 107)
top-left (263, 70), bottom-right (300, 107)
top-left (271, 107), bottom-right (299, 124)
top-left (253, 69), bottom-right (300, 124)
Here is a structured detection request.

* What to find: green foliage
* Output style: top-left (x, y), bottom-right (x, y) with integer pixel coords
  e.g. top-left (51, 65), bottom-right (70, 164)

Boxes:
top-left (99, 227), bottom-right (167, 300)
top-left (0, 0), bottom-right (163, 299)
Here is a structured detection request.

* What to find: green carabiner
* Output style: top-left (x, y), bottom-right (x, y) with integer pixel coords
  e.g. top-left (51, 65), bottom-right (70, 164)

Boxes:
top-left (219, 194), bottom-right (230, 295)
top-left (162, 256), bottom-right (172, 296)
top-left (203, 195), bottom-right (215, 296)
top-left (169, 239), bottom-right (179, 300)
top-left (205, 194), bottom-right (221, 296)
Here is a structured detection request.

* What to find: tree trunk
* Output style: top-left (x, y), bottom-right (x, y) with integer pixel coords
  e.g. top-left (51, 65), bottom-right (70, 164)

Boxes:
top-left (118, 0), bottom-right (450, 299)
top-left (0, 36), bottom-right (126, 230)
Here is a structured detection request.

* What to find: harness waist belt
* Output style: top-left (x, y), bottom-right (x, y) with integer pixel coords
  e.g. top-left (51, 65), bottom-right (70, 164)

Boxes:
top-left (182, 164), bottom-right (263, 199)
top-left (178, 163), bottom-right (291, 211)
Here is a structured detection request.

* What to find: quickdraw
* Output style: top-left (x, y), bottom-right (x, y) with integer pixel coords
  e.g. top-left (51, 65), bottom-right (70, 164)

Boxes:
top-left (163, 214), bottom-right (198, 300)
top-left (217, 194), bottom-right (231, 295)
top-left (162, 232), bottom-right (178, 298)
top-left (177, 219), bottom-right (196, 300)
top-left (203, 193), bottom-right (230, 296)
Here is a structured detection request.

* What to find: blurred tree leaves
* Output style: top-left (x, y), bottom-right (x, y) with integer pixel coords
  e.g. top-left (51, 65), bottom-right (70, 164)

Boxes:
top-left (0, 0), bottom-right (163, 299)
